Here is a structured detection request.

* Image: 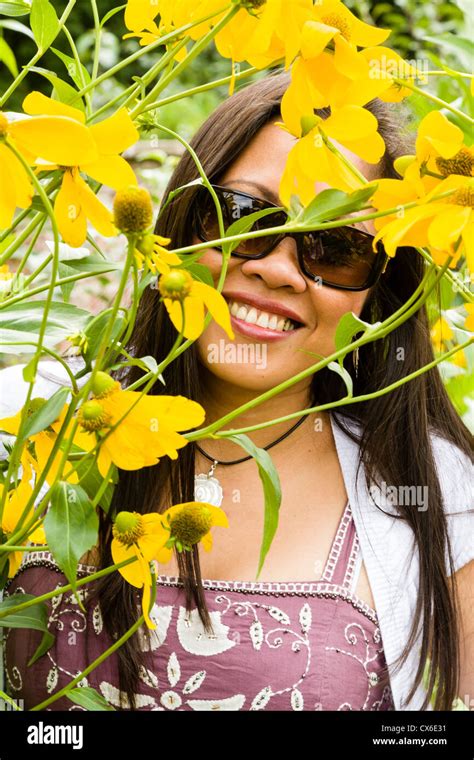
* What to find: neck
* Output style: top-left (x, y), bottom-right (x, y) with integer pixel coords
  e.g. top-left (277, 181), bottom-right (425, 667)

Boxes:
top-left (195, 366), bottom-right (329, 460)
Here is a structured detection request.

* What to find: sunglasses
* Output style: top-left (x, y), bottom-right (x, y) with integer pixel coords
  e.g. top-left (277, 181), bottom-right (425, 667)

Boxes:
top-left (192, 184), bottom-right (389, 291)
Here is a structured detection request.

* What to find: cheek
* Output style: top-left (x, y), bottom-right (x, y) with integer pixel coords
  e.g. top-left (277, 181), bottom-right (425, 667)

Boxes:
top-left (309, 287), bottom-right (368, 327)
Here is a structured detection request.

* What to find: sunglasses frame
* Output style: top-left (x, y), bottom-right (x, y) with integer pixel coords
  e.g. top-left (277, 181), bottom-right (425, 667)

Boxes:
top-left (192, 184), bottom-right (390, 292)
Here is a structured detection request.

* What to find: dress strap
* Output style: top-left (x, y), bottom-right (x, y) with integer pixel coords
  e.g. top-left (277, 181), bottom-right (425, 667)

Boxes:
top-left (321, 501), bottom-right (360, 588)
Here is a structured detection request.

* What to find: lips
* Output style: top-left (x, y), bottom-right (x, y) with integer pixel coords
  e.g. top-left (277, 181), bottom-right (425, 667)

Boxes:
top-left (223, 291), bottom-right (305, 328)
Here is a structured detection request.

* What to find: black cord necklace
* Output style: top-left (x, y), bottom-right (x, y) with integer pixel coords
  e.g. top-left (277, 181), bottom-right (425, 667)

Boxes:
top-left (193, 414), bottom-right (307, 507)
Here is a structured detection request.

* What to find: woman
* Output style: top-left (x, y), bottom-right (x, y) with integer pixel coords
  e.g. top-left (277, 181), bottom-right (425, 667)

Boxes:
top-left (2, 71), bottom-right (473, 712)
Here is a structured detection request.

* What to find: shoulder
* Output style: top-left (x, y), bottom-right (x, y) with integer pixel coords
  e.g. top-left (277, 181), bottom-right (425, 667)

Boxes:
top-left (430, 431), bottom-right (473, 513)
top-left (429, 432), bottom-right (473, 575)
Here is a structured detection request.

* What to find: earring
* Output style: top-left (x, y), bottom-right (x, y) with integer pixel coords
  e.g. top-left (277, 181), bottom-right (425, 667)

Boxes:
top-left (353, 346), bottom-right (359, 379)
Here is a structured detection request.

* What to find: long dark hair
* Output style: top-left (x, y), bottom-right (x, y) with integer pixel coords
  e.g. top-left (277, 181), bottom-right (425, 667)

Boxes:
top-left (94, 70), bottom-right (473, 710)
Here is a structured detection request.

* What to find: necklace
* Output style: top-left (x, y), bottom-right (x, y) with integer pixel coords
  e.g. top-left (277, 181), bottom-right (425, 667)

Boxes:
top-left (194, 414), bottom-right (307, 507)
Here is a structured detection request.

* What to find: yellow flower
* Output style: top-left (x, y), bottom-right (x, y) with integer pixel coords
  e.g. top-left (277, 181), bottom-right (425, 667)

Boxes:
top-left (430, 317), bottom-right (453, 353)
top-left (0, 400), bottom-right (93, 485)
top-left (157, 266), bottom-right (234, 340)
top-left (152, 501), bottom-right (229, 562)
top-left (124, 0), bottom-right (224, 59)
top-left (22, 92), bottom-right (139, 246)
top-left (0, 106), bottom-right (98, 229)
top-left (373, 176), bottom-right (473, 267)
top-left (134, 233), bottom-right (181, 271)
top-left (299, 0), bottom-right (389, 74)
top-left (0, 263), bottom-right (15, 299)
top-left (0, 459), bottom-right (46, 577)
top-left (111, 510), bottom-right (168, 629)
top-left (76, 371), bottom-right (206, 477)
top-left (465, 304), bottom-right (474, 332)
top-left (279, 105), bottom-right (384, 206)
top-left (451, 349), bottom-right (467, 368)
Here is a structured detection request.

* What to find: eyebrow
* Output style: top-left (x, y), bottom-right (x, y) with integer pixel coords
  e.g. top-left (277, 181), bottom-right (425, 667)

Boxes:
top-left (222, 178), bottom-right (281, 205)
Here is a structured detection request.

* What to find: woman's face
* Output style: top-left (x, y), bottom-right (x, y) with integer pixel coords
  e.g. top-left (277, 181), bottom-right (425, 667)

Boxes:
top-left (195, 121), bottom-right (376, 392)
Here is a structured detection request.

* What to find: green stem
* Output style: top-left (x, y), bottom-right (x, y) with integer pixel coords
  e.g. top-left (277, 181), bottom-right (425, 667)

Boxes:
top-left (89, 36), bottom-right (190, 123)
top-left (0, 343), bottom-right (78, 392)
top-left (1, 265), bottom-right (120, 308)
top-left (0, 690), bottom-right (21, 710)
top-left (30, 565), bottom-right (157, 711)
top-left (210, 338), bottom-right (473, 437)
top-left (69, 5), bottom-right (232, 107)
top-left (320, 130), bottom-right (367, 184)
top-left (0, 142), bottom-right (61, 521)
top-left (139, 65), bottom-right (261, 116)
top-left (90, 0), bottom-right (101, 84)
top-left (14, 217), bottom-right (47, 279)
top-left (0, 212), bottom-right (45, 266)
top-left (0, 556), bottom-right (138, 620)
top-left (130, 5), bottom-right (240, 118)
top-left (395, 78), bottom-right (473, 124)
top-left (63, 25), bottom-right (91, 114)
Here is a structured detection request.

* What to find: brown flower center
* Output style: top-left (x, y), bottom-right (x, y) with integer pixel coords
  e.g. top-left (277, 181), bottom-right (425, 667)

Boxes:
top-left (435, 149), bottom-right (474, 178)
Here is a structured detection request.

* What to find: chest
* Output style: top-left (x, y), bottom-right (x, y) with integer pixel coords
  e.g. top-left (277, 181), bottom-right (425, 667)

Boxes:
top-left (166, 448), bottom-right (377, 610)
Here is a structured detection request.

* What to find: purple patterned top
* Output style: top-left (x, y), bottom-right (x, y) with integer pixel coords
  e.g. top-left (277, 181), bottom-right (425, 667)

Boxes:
top-left (3, 501), bottom-right (394, 711)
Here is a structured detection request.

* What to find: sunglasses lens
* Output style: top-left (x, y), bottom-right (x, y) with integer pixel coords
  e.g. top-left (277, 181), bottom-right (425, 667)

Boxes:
top-left (196, 189), bottom-right (284, 256)
top-left (300, 227), bottom-right (381, 288)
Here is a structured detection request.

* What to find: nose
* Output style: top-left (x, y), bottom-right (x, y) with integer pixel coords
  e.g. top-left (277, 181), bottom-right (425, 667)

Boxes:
top-left (239, 235), bottom-right (307, 292)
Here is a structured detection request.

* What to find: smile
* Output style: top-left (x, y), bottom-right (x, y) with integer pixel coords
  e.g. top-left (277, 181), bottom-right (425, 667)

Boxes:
top-left (226, 297), bottom-right (303, 339)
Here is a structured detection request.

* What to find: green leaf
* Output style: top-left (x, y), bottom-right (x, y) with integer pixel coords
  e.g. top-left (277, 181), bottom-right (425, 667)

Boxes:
top-left (0, 301), bottom-right (90, 336)
top-left (295, 186), bottom-right (376, 226)
top-left (181, 261), bottom-right (214, 288)
top-left (0, 1), bottom-right (30, 17)
top-left (66, 686), bottom-right (115, 711)
top-left (0, 36), bottom-right (18, 77)
top-left (0, 594), bottom-right (55, 666)
top-left (334, 312), bottom-right (381, 354)
top-left (327, 360), bottom-right (353, 398)
top-left (20, 386), bottom-right (70, 441)
top-left (424, 34), bottom-right (474, 68)
top-left (100, 3), bottom-right (127, 28)
top-left (57, 256), bottom-right (120, 301)
top-left (76, 460), bottom-right (116, 514)
top-left (51, 47), bottom-right (91, 90)
top-left (29, 66), bottom-right (85, 113)
top-left (223, 206), bottom-right (284, 256)
top-left (224, 433), bottom-right (282, 579)
top-left (44, 482), bottom-right (99, 598)
top-left (0, 18), bottom-right (35, 40)
top-left (30, 0), bottom-right (59, 52)
top-left (83, 311), bottom-right (127, 363)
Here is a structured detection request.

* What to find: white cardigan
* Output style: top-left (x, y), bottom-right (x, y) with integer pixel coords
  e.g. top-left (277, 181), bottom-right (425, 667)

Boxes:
top-left (0, 361), bottom-right (473, 711)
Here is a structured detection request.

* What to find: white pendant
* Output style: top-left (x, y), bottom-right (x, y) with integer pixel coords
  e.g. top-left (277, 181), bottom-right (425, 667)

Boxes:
top-left (194, 460), bottom-right (223, 507)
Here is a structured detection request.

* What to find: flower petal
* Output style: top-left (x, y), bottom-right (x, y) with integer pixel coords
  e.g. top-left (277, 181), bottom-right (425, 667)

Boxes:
top-left (81, 155), bottom-right (137, 190)
top-left (191, 281), bottom-right (235, 339)
top-left (22, 91), bottom-right (85, 123)
top-left (11, 116), bottom-right (98, 165)
top-left (74, 173), bottom-right (117, 237)
top-left (111, 540), bottom-right (143, 587)
top-left (54, 171), bottom-right (87, 248)
top-left (88, 108), bottom-right (139, 156)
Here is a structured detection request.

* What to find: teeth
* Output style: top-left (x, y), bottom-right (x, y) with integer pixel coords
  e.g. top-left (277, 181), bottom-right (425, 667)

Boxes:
top-left (268, 315), bottom-right (278, 329)
top-left (228, 298), bottom-right (298, 332)
top-left (236, 305), bottom-right (248, 320)
top-left (246, 307), bottom-right (258, 324)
